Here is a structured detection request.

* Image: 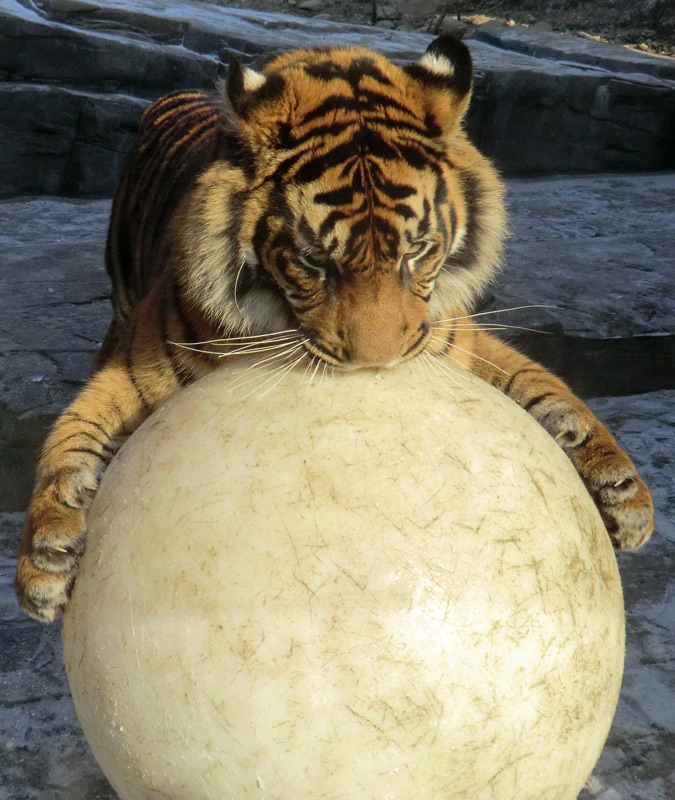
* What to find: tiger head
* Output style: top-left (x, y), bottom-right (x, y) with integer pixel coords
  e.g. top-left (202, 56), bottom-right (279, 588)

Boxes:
top-left (188, 35), bottom-right (505, 369)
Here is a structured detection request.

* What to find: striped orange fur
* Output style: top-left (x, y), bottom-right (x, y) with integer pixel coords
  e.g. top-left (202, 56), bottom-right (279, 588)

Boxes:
top-left (15, 35), bottom-right (653, 622)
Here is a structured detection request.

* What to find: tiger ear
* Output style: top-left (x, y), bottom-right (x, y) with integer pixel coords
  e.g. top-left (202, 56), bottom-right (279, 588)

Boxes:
top-left (404, 35), bottom-right (474, 133)
top-left (225, 55), bottom-right (287, 148)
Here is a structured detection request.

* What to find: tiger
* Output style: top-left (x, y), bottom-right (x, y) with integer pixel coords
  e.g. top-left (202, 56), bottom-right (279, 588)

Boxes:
top-left (15, 34), bottom-right (653, 622)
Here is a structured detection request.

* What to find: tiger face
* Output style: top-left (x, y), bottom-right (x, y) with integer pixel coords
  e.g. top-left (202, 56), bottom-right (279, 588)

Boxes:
top-left (249, 157), bottom-right (456, 368)
top-left (186, 35), bottom-right (505, 369)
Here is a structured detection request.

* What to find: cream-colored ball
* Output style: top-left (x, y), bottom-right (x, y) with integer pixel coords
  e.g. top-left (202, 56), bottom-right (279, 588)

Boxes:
top-left (62, 360), bottom-right (624, 800)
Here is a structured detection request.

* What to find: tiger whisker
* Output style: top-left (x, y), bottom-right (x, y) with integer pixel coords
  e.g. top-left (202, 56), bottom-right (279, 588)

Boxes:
top-left (415, 350), bottom-right (437, 387)
top-left (300, 354), bottom-right (317, 381)
top-left (428, 335), bottom-right (510, 377)
top-left (222, 332), bottom-right (302, 346)
top-left (256, 352), bottom-right (309, 401)
top-left (306, 354), bottom-right (324, 386)
top-left (446, 342), bottom-right (510, 376)
top-left (228, 354), bottom-right (303, 401)
top-left (170, 329), bottom-right (300, 347)
top-left (423, 351), bottom-right (478, 397)
top-left (233, 348), bottom-right (307, 397)
top-left (228, 343), bottom-right (306, 386)
top-left (421, 351), bottom-right (465, 393)
top-left (170, 333), bottom-right (302, 358)
top-left (168, 342), bottom-right (221, 356)
top-left (450, 323), bottom-right (553, 335)
top-left (215, 339), bottom-right (305, 358)
top-left (420, 349), bottom-right (445, 380)
top-left (428, 333), bottom-right (463, 350)
top-left (434, 304), bottom-right (557, 324)
top-left (215, 328), bottom-right (301, 342)
top-left (423, 341), bottom-right (469, 371)
top-left (171, 341), bottom-right (295, 359)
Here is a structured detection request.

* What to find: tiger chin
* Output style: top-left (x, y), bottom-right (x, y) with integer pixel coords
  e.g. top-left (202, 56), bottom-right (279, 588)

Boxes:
top-left (15, 35), bottom-right (653, 622)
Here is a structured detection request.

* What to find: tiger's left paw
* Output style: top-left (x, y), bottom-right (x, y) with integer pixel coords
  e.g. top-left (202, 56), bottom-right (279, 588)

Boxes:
top-left (581, 459), bottom-right (653, 550)
top-left (533, 398), bottom-right (654, 550)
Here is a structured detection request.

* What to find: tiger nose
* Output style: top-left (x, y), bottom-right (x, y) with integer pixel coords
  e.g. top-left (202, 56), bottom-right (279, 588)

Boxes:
top-left (346, 321), bottom-right (428, 367)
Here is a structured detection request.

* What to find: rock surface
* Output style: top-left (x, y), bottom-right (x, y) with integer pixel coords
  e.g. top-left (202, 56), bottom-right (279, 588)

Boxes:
top-left (494, 172), bottom-right (675, 340)
top-left (470, 20), bottom-right (675, 81)
top-left (1, 0), bottom-right (675, 196)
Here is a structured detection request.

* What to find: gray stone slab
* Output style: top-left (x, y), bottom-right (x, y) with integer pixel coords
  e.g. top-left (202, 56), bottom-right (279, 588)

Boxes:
top-left (0, 196), bottom-right (110, 415)
top-left (1, 0), bottom-right (674, 195)
top-left (0, 196), bottom-right (110, 510)
top-left (0, 3), bottom-right (220, 95)
top-left (0, 84), bottom-right (148, 196)
top-left (472, 21), bottom-right (675, 82)
top-left (493, 172), bottom-right (675, 338)
top-left (467, 58), bottom-right (675, 175)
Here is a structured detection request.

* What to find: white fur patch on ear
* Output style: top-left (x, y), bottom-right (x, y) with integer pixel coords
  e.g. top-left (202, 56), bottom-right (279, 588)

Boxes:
top-left (420, 52), bottom-right (455, 77)
top-left (242, 67), bottom-right (266, 91)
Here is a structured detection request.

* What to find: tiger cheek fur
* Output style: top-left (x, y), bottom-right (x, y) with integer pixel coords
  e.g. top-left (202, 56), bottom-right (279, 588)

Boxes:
top-left (15, 35), bottom-right (652, 622)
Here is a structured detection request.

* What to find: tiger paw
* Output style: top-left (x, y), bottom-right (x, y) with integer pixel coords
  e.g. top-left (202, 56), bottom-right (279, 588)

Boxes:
top-left (575, 455), bottom-right (654, 551)
top-left (530, 397), bottom-right (654, 550)
top-left (14, 504), bottom-right (86, 623)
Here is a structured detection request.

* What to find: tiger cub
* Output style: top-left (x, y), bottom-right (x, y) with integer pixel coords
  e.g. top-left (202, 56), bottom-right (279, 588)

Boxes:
top-left (15, 35), bottom-right (653, 622)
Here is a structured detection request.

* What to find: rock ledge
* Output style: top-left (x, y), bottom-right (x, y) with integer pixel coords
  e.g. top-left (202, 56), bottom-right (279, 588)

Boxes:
top-left (1, 0), bottom-right (674, 195)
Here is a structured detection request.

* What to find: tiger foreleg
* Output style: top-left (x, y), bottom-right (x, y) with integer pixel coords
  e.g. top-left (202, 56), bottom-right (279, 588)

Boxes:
top-left (14, 357), bottom-right (154, 622)
top-left (445, 325), bottom-right (654, 550)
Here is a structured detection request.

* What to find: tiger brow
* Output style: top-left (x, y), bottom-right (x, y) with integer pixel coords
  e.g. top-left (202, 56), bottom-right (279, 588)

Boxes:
top-left (293, 141), bottom-right (358, 184)
top-left (300, 90), bottom-right (416, 127)
top-left (375, 178), bottom-right (416, 201)
top-left (314, 186), bottom-right (354, 206)
top-left (304, 59), bottom-right (394, 88)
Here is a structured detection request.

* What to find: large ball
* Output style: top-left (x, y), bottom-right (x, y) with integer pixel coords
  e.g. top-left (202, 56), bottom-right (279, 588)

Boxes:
top-left (62, 360), bottom-right (624, 800)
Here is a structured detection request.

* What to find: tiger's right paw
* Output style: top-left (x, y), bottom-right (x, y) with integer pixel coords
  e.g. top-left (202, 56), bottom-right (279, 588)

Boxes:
top-left (14, 504), bottom-right (86, 623)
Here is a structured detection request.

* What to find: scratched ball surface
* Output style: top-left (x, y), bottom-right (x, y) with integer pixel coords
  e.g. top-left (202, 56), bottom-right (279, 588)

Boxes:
top-left (62, 360), bottom-right (624, 800)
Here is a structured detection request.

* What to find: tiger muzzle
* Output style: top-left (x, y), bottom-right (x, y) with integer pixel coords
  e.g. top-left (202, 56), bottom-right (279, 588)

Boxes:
top-left (339, 278), bottom-right (430, 368)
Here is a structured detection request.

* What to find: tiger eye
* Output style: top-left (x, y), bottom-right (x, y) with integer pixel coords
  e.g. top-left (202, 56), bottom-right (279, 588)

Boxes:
top-left (406, 240), bottom-right (428, 257)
